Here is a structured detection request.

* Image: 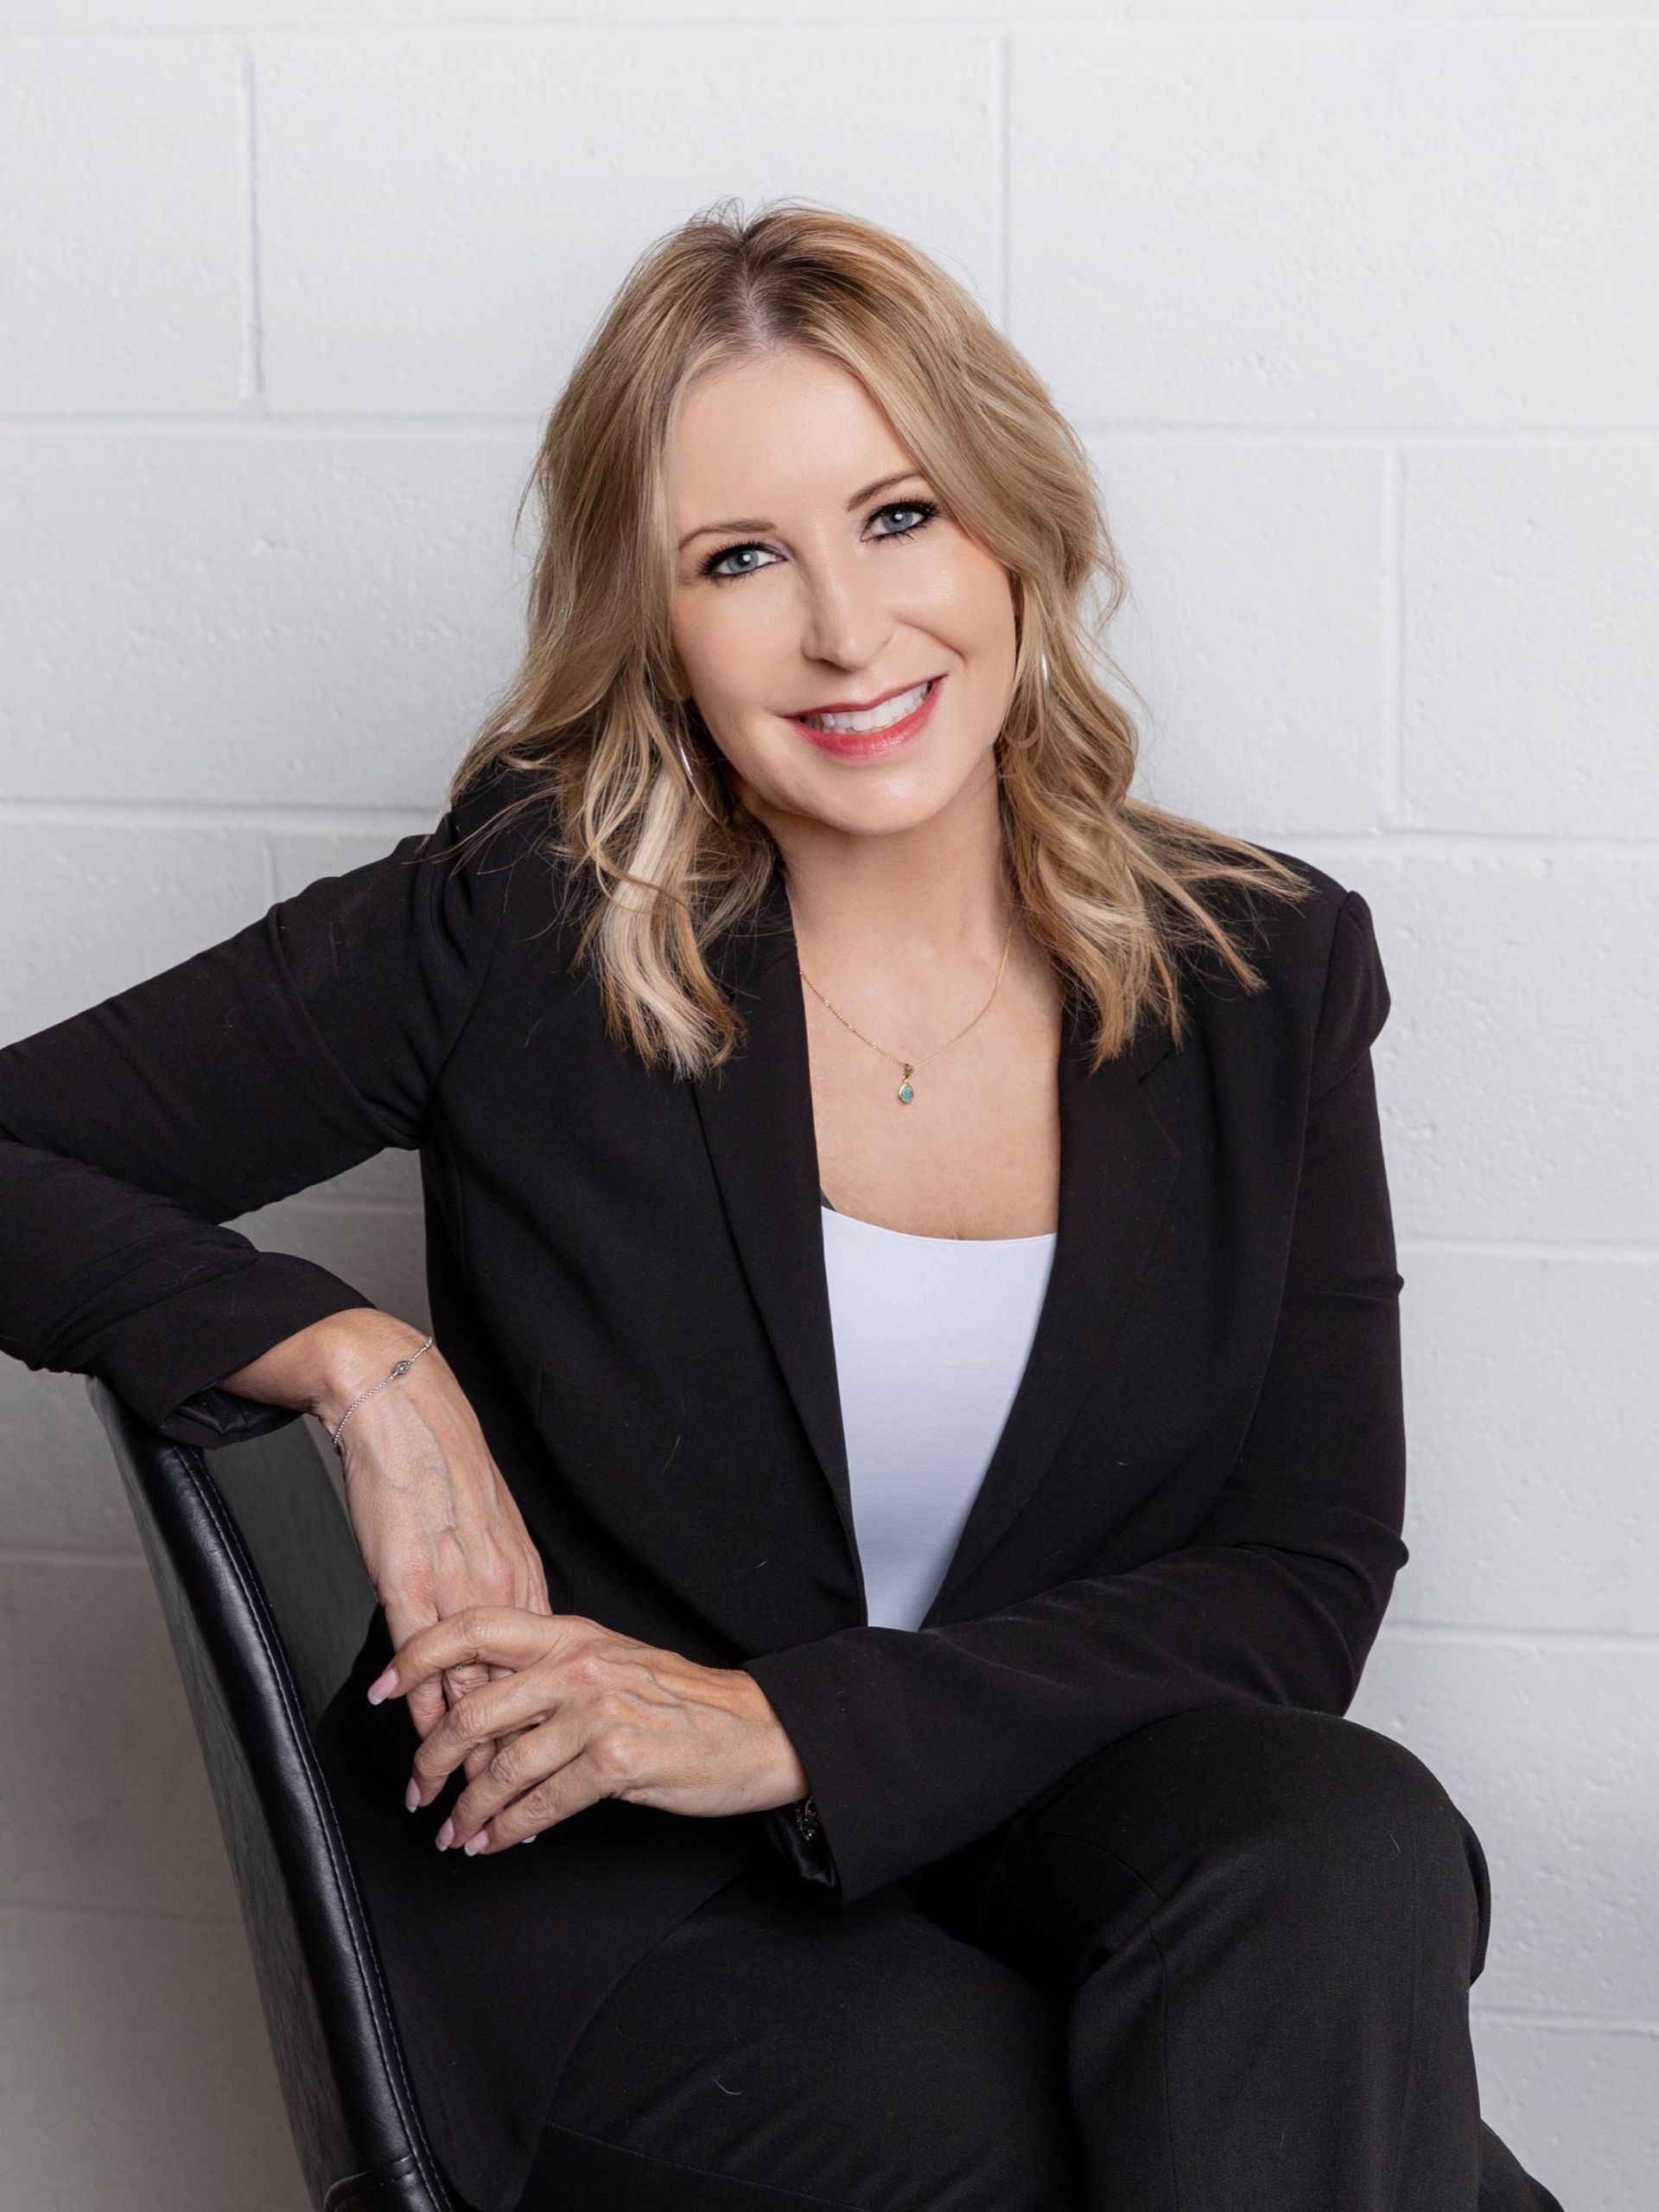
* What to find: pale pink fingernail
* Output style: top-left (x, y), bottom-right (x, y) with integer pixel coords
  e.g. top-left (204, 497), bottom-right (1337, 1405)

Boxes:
top-left (435, 1817), bottom-right (454, 1850)
top-left (365, 1667), bottom-right (396, 1705)
top-left (463, 1830), bottom-right (489, 1855)
top-left (404, 1780), bottom-right (421, 1814)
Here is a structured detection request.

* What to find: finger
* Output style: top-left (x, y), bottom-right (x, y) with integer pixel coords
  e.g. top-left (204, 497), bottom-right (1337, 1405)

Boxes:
top-left (444, 1660), bottom-right (493, 1707)
top-left (409, 1663), bottom-right (571, 1801)
top-left (480, 1754), bottom-right (611, 1853)
top-left (379, 1592), bottom-right (446, 1738)
top-left (437, 1711), bottom-right (588, 1847)
top-left (444, 1733), bottom-right (609, 1855)
top-left (366, 1605), bottom-right (566, 1707)
top-left (448, 1673), bottom-right (490, 1784)
top-left (461, 1715), bottom-right (539, 1787)
top-left (372, 1606), bottom-right (559, 1707)
top-left (460, 1724), bottom-right (540, 1789)
top-left (460, 1665), bottom-right (518, 1783)
top-left (457, 1663), bottom-right (522, 1787)
top-left (406, 1674), bottom-right (448, 1740)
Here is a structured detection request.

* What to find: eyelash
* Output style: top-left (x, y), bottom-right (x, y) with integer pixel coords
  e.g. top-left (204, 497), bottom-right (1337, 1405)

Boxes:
top-left (697, 499), bottom-right (942, 585)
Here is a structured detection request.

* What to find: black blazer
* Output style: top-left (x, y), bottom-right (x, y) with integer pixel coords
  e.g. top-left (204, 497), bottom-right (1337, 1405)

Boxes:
top-left (0, 760), bottom-right (1407, 2212)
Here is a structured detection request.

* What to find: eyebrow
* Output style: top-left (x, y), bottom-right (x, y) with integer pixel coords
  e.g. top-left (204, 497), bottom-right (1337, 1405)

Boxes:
top-left (677, 470), bottom-right (928, 554)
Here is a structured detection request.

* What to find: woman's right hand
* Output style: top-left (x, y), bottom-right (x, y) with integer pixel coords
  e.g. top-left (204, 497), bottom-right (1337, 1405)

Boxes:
top-left (223, 1309), bottom-right (551, 1786)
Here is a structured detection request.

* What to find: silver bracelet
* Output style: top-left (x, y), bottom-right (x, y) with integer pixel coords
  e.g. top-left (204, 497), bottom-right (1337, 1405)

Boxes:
top-left (327, 1333), bottom-right (434, 1451)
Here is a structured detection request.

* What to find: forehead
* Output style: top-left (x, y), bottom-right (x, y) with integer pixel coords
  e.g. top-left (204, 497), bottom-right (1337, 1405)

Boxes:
top-left (666, 348), bottom-right (918, 516)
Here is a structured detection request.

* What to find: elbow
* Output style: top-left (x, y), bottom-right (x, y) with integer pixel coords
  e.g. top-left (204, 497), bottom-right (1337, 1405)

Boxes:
top-left (1241, 1541), bottom-right (1402, 1719)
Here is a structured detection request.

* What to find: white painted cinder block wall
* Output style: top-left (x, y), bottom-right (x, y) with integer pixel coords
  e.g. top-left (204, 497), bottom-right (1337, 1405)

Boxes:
top-left (1, 5), bottom-right (1653, 2207)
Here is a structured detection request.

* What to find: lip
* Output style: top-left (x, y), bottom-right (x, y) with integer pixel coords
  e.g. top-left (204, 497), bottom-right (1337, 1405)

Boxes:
top-left (795, 675), bottom-right (931, 715)
top-left (785, 675), bottom-right (944, 760)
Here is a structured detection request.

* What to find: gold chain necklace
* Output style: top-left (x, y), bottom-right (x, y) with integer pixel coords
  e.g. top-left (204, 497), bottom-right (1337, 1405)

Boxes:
top-left (798, 914), bottom-right (1016, 1105)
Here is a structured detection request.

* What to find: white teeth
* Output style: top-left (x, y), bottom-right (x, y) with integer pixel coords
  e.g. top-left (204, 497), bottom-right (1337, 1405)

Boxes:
top-left (799, 680), bottom-right (931, 735)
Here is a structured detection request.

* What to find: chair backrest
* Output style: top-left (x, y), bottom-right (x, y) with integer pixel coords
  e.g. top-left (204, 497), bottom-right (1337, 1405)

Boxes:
top-left (86, 1377), bottom-right (461, 2212)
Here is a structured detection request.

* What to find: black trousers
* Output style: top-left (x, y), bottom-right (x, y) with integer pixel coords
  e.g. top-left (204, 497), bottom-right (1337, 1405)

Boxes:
top-left (512, 1704), bottom-right (1567, 2211)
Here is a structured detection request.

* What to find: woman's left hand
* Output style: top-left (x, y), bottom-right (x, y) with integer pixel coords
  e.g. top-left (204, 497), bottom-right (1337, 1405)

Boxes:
top-left (368, 1606), bottom-right (810, 1853)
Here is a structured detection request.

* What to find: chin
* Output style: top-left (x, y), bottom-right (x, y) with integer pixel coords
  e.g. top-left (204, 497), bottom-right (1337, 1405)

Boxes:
top-left (730, 715), bottom-right (999, 838)
top-left (786, 756), bottom-right (979, 839)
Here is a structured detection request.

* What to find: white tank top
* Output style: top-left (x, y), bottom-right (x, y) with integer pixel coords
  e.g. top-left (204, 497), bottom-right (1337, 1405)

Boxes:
top-left (818, 1195), bottom-right (1057, 1630)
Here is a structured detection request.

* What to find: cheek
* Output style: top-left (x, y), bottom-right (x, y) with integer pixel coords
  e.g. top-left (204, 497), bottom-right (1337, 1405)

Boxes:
top-left (912, 544), bottom-right (1016, 662)
top-left (678, 636), bottom-right (792, 788)
top-left (677, 600), bottom-right (784, 726)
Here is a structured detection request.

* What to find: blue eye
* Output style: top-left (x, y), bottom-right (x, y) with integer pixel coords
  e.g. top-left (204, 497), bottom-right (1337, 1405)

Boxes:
top-left (703, 543), bottom-right (775, 583)
top-left (698, 498), bottom-right (941, 585)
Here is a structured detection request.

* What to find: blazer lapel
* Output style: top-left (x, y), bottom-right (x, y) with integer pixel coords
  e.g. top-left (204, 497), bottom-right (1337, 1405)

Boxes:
top-left (690, 874), bottom-right (861, 1588)
top-left (690, 869), bottom-right (1185, 1627)
top-left (920, 995), bottom-right (1181, 1618)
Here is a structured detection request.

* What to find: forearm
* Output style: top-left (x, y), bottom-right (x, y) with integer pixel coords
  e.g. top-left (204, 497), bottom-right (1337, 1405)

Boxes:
top-left (0, 1139), bottom-right (382, 1444)
top-left (745, 1532), bottom-right (1399, 1905)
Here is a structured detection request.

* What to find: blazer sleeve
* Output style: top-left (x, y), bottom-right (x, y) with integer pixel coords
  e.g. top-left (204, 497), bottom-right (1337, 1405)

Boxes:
top-left (0, 765), bottom-right (523, 1451)
top-left (743, 887), bottom-right (1409, 1904)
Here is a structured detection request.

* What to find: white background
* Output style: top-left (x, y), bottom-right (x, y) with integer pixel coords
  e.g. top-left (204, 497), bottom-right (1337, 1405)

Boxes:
top-left (0, 3), bottom-right (1654, 2205)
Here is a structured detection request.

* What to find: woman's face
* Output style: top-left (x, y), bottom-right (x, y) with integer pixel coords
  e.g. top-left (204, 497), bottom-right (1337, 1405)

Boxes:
top-left (665, 346), bottom-right (1018, 840)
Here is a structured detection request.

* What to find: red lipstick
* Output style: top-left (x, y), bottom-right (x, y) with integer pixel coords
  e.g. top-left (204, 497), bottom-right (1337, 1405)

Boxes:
top-left (785, 675), bottom-right (944, 761)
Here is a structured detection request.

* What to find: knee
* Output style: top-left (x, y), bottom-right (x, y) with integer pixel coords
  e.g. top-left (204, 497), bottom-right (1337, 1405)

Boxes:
top-left (1199, 1704), bottom-right (1465, 1859)
top-left (1193, 1706), bottom-right (1491, 1983)
top-left (1045, 1704), bottom-right (1482, 1939)
top-left (1197, 1704), bottom-right (1461, 1845)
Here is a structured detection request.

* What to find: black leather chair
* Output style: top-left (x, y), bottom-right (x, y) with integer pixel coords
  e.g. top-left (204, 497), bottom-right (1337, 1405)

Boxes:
top-left (86, 1376), bottom-right (461, 2212)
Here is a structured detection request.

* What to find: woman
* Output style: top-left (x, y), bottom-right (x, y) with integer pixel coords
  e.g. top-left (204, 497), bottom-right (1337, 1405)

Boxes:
top-left (0, 204), bottom-right (1564, 2212)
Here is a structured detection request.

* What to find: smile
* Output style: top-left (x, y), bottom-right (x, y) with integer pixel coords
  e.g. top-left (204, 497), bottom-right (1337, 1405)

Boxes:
top-left (787, 677), bottom-right (944, 759)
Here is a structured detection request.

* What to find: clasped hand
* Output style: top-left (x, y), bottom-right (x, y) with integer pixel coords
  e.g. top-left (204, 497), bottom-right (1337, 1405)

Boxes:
top-left (367, 1607), bottom-right (810, 1855)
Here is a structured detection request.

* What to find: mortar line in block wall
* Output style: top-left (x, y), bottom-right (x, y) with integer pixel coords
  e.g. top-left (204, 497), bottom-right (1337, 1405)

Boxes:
top-left (1079, 424), bottom-right (1659, 448)
top-left (264, 1193), bottom-right (426, 1218)
top-left (0, 1548), bottom-right (149, 1570)
top-left (1470, 2007), bottom-right (1659, 2037)
top-left (1382, 444), bottom-right (1405, 828)
top-left (0, 14), bottom-right (1655, 43)
top-left (992, 31), bottom-right (1010, 336)
top-left (238, 41), bottom-right (266, 413)
top-left (1396, 1237), bottom-right (1659, 1261)
top-left (0, 1896), bottom-right (241, 1931)
top-left (6, 804), bottom-right (1658, 858)
top-left (0, 803), bottom-right (439, 834)
top-left (1273, 831), bottom-right (1659, 859)
top-left (0, 417), bottom-right (539, 439)
top-left (1378, 1623), bottom-right (1659, 1653)
top-left (4, 421), bottom-right (1659, 445)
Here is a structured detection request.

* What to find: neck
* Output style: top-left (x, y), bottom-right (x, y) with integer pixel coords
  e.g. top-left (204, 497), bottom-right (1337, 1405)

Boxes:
top-left (757, 757), bottom-right (1013, 974)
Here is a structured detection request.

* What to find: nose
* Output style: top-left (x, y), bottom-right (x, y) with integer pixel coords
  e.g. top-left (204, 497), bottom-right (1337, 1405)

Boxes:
top-left (795, 535), bottom-right (898, 675)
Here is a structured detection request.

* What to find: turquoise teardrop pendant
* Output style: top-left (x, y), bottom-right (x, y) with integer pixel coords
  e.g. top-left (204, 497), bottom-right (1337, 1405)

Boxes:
top-left (897, 1065), bottom-right (915, 1104)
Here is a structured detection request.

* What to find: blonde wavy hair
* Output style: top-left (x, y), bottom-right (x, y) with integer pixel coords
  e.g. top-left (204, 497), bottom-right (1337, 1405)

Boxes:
top-left (443, 196), bottom-right (1313, 1078)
